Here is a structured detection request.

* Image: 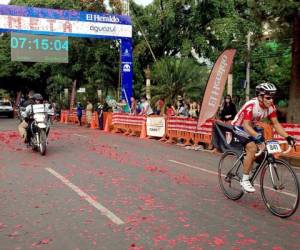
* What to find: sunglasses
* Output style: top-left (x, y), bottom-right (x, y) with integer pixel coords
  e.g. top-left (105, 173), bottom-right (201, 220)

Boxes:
top-left (264, 96), bottom-right (274, 100)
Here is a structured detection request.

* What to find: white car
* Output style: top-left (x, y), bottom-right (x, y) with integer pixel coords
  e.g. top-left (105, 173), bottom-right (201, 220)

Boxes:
top-left (0, 100), bottom-right (14, 118)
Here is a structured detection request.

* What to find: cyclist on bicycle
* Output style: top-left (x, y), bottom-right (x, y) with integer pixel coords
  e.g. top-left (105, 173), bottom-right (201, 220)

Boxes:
top-left (231, 82), bottom-right (296, 193)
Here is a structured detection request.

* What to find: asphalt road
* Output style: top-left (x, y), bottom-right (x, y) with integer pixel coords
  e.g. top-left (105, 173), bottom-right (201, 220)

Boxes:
top-left (1, 117), bottom-right (300, 250)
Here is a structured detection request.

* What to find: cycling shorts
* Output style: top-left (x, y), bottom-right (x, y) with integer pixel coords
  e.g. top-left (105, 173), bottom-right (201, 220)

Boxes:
top-left (232, 126), bottom-right (264, 146)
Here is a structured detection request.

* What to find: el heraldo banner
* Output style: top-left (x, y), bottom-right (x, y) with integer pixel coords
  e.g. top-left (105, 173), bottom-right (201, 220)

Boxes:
top-left (197, 49), bottom-right (236, 130)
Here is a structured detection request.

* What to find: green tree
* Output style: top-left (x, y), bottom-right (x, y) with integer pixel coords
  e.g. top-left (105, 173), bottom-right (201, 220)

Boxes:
top-left (151, 57), bottom-right (209, 106)
top-left (3, 0), bottom-right (122, 105)
top-left (130, 0), bottom-right (261, 102)
top-left (248, 0), bottom-right (300, 122)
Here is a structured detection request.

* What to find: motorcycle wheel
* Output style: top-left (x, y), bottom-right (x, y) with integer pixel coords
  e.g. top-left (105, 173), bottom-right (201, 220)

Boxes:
top-left (39, 129), bottom-right (47, 156)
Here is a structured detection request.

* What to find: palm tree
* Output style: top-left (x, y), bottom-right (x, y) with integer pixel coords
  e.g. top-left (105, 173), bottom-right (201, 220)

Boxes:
top-left (150, 57), bottom-right (209, 106)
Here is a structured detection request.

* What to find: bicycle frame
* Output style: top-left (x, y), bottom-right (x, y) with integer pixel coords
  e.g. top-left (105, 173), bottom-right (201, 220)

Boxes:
top-left (230, 148), bottom-right (282, 188)
top-left (249, 151), bottom-right (269, 184)
top-left (228, 149), bottom-right (270, 184)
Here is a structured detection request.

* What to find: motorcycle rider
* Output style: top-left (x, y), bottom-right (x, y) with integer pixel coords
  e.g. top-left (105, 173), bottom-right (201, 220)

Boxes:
top-left (19, 93), bottom-right (53, 143)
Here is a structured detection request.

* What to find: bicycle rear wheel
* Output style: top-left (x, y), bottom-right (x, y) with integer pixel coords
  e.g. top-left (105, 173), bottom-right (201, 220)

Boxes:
top-left (260, 159), bottom-right (300, 218)
top-left (218, 151), bottom-right (244, 200)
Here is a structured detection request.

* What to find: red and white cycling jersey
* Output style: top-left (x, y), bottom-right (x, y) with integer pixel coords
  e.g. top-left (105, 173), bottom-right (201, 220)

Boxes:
top-left (231, 97), bottom-right (277, 126)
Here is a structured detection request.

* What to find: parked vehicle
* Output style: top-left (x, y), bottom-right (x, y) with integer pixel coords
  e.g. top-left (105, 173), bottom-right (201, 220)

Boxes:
top-left (0, 100), bottom-right (14, 118)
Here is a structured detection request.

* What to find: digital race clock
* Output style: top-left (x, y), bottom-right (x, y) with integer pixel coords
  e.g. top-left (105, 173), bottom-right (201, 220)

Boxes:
top-left (11, 32), bottom-right (69, 63)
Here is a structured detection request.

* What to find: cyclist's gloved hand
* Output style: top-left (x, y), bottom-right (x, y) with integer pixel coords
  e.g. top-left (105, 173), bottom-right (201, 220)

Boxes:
top-left (254, 134), bottom-right (264, 144)
top-left (286, 136), bottom-right (296, 146)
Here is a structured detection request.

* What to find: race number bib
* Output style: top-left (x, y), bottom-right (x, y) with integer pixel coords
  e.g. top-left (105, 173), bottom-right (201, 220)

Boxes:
top-left (266, 141), bottom-right (282, 154)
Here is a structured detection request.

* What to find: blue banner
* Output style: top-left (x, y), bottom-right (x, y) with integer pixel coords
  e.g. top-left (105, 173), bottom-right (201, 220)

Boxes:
top-left (121, 39), bottom-right (133, 105)
top-left (0, 4), bottom-right (133, 101)
top-left (0, 4), bottom-right (131, 25)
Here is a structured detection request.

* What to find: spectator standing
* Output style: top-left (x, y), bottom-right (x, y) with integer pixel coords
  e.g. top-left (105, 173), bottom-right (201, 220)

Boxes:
top-left (165, 103), bottom-right (175, 116)
top-left (86, 100), bottom-right (93, 127)
top-left (189, 101), bottom-right (198, 118)
top-left (219, 95), bottom-right (237, 122)
top-left (76, 102), bottom-right (83, 126)
top-left (117, 99), bottom-right (130, 113)
top-left (177, 100), bottom-right (188, 117)
top-left (155, 98), bottom-right (164, 115)
top-left (197, 100), bottom-right (202, 117)
top-left (130, 96), bottom-right (138, 115)
top-left (96, 102), bottom-right (104, 129)
top-left (139, 96), bottom-right (153, 116)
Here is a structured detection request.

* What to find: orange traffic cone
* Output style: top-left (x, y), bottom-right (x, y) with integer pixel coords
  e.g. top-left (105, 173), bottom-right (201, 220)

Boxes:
top-left (90, 113), bottom-right (97, 129)
top-left (140, 121), bottom-right (147, 139)
top-left (60, 112), bottom-right (64, 123)
top-left (64, 113), bottom-right (68, 124)
top-left (104, 117), bottom-right (110, 132)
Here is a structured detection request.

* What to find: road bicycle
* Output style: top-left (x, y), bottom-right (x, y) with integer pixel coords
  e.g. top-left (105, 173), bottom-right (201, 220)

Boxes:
top-left (218, 140), bottom-right (299, 218)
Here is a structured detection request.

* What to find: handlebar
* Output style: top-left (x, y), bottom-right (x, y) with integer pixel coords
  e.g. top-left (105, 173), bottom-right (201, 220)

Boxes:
top-left (255, 141), bottom-right (293, 157)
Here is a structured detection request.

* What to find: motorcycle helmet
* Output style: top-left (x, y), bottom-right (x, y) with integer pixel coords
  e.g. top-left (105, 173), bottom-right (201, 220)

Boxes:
top-left (32, 93), bottom-right (43, 103)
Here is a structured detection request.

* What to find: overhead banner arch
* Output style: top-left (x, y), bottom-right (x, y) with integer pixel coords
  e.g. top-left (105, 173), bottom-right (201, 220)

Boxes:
top-left (0, 4), bottom-right (133, 101)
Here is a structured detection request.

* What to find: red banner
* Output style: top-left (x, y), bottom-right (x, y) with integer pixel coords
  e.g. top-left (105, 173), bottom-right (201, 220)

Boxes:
top-left (197, 49), bottom-right (236, 130)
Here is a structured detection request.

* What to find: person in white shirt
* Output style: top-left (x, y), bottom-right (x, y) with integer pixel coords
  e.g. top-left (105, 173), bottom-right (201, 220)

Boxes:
top-left (139, 96), bottom-right (153, 116)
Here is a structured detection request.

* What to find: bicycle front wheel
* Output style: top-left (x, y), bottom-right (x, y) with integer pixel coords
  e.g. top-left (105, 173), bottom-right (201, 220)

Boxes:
top-left (218, 151), bottom-right (244, 200)
top-left (260, 159), bottom-right (300, 218)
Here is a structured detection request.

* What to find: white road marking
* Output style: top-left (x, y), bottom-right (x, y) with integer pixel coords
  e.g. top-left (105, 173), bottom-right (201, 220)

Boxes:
top-left (73, 134), bottom-right (88, 138)
top-left (168, 159), bottom-right (297, 198)
top-left (168, 159), bottom-right (218, 176)
top-left (46, 168), bottom-right (124, 225)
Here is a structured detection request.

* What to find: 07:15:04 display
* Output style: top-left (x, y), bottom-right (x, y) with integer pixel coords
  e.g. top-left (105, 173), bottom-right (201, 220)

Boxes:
top-left (11, 37), bottom-right (68, 51)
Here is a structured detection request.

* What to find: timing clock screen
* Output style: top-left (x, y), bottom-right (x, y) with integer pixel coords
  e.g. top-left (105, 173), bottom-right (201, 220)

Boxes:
top-left (11, 33), bottom-right (68, 63)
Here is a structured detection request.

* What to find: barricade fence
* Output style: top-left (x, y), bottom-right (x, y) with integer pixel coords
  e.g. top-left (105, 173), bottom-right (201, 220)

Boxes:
top-left (166, 116), bottom-right (213, 147)
top-left (112, 113), bottom-right (147, 138)
top-left (273, 123), bottom-right (300, 142)
top-left (60, 111), bottom-right (300, 151)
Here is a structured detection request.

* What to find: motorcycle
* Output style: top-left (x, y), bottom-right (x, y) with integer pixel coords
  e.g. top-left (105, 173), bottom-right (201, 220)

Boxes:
top-left (27, 112), bottom-right (50, 155)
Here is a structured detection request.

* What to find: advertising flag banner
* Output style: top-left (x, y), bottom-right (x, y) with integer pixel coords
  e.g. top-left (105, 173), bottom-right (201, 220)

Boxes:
top-left (197, 49), bottom-right (236, 130)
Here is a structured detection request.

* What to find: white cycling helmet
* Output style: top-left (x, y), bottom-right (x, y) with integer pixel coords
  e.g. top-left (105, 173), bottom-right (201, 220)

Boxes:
top-left (255, 82), bottom-right (277, 96)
